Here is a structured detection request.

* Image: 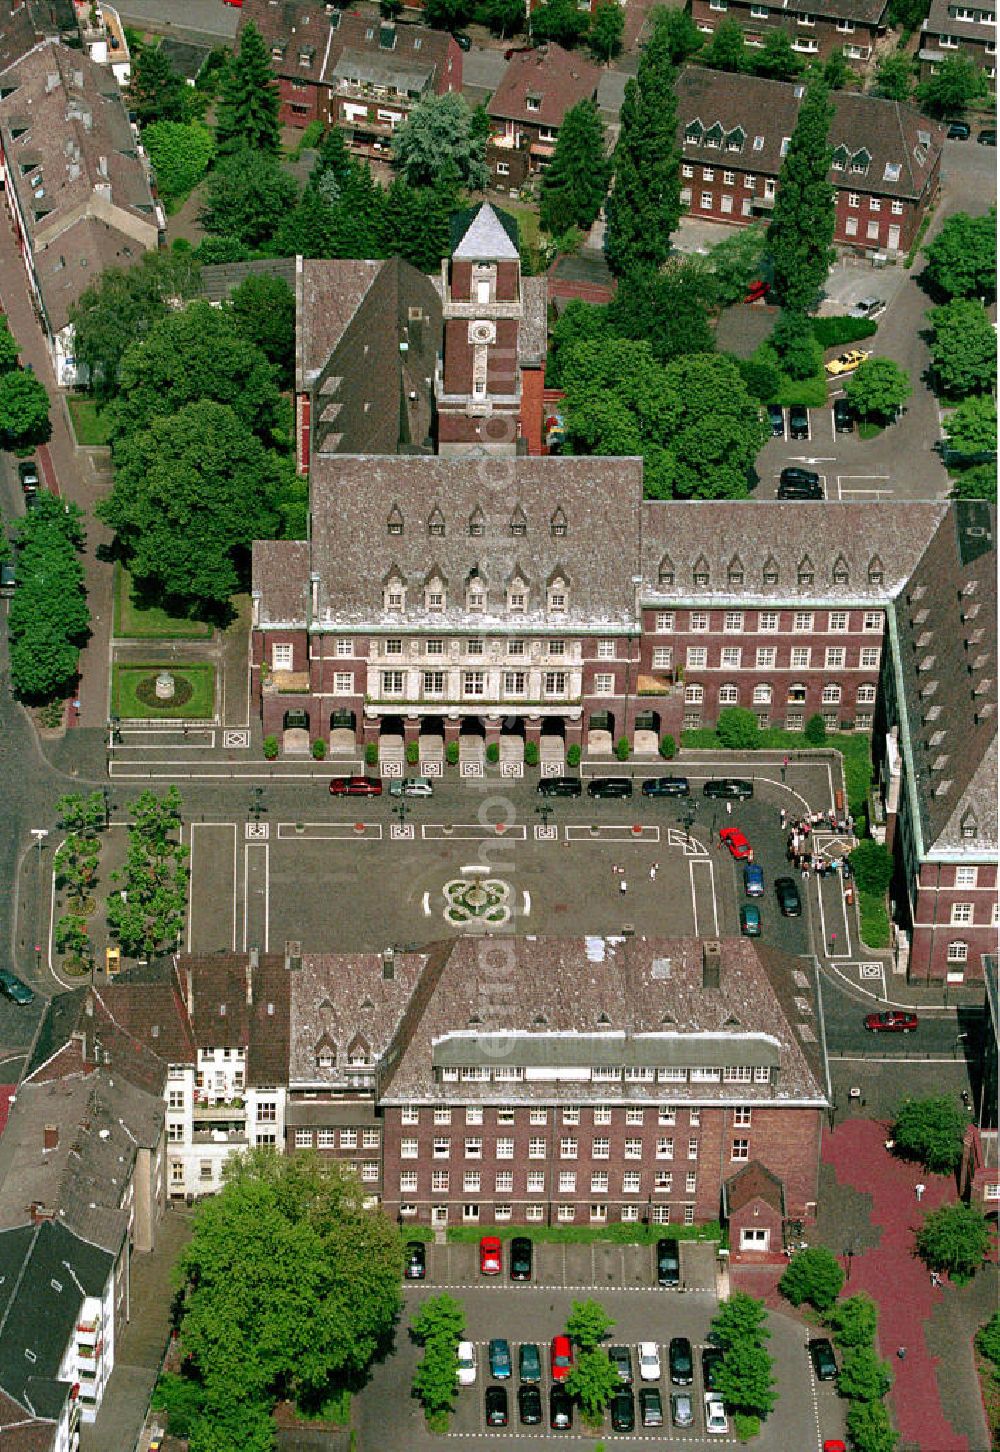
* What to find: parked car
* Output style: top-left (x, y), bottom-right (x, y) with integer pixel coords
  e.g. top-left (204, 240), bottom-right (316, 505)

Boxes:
top-left (809, 1338), bottom-right (838, 1381)
top-left (789, 404), bottom-right (809, 439)
top-left (834, 397), bottom-right (855, 433)
top-left (17, 459), bottom-right (38, 492)
top-left (457, 1340), bottom-right (477, 1386)
top-left (518, 1384), bottom-right (542, 1425)
top-left (778, 466), bottom-right (824, 500)
top-left (947, 121), bottom-right (971, 139)
top-left (744, 863), bottom-right (765, 897)
top-left (510, 1235), bottom-right (532, 1281)
top-left (656, 1237), bottom-right (680, 1287)
top-left (0, 969), bottom-right (33, 1005)
top-left (864, 1009), bottom-right (919, 1033)
top-left (489, 1338), bottom-right (512, 1379)
top-left (479, 1235), bottom-right (502, 1275)
top-left (608, 1345), bottom-right (633, 1384)
top-left (550, 1335), bottom-right (573, 1382)
top-left (705, 1393), bottom-right (730, 1435)
top-left (0, 561), bottom-right (15, 597)
top-left (744, 280), bottom-right (771, 304)
top-left (703, 778), bottom-right (753, 801)
top-left (775, 876), bottom-right (802, 917)
top-left (740, 903), bottom-right (762, 937)
top-left (24, 490), bottom-right (39, 511)
top-left (452, 30), bottom-right (472, 48)
top-left (403, 1241), bottom-right (426, 1279)
top-left (671, 1390), bottom-right (694, 1426)
top-left (641, 775), bottom-right (690, 798)
top-left (825, 348), bottom-right (871, 377)
top-left (550, 1385), bottom-right (573, 1429)
top-left (587, 776), bottom-right (633, 799)
top-left (767, 402), bottom-right (785, 437)
top-left (536, 776), bottom-right (581, 797)
top-left (669, 1336), bottom-right (693, 1386)
top-left (611, 1388), bottom-right (636, 1432)
top-left (519, 1342), bottom-right (541, 1383)
top-left (638, 1341), bottom-right (661, 1381)
top-left (849, 296), bottom-right (886, 320)
top-left (328, 775), bottom-right (382, 796)
top-left (639, 1387), bottom-right (664, 1427)
top-left (702, 1347), bottom-right (724, 1392)
top-left (388, 776), bottom-right (433, 797)
top-left (978, 128), bottom-right (997, 144)
top-left (719, 827), bottom-right (753, 859)
top-left (485, 1386), bottom-right (508, 1427)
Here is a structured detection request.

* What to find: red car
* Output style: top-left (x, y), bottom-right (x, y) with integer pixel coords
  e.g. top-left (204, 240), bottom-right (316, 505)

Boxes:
top-left (550, 1334), bottom-right (574, 1382)
top-left (479, 1235), bottom-right (502, 1276)
top-left (328, 775), bottom-right (382, 797)
top-left (744, 280), bottom-right (771, 304)
top-left (864, 1010), bottom-right (919, 1034)
top-left (719, 827), bottom-right (753, 860)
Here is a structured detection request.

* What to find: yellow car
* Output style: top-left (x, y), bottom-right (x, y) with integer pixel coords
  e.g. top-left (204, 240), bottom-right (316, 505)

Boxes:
top-left (825, 349), bottom-right (872, 377)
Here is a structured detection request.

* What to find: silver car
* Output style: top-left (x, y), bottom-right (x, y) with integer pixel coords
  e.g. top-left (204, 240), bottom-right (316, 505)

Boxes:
top-left (671, 1392), bottom-right (694, 1428)
top-left (388, 776), bottom-right (434, 797)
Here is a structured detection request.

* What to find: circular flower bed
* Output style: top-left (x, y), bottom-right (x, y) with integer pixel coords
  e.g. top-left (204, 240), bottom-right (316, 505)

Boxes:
top-left (134, 674), bottom-right (194, 709)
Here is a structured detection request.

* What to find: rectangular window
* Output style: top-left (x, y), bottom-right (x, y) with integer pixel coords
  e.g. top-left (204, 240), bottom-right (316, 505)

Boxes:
top-left (624, 1138), bottom-right (643, 1159)
top-left (339, 1129), bottom-right (357, 1150)
top-left (557, 1204), bottom-right (576, 1222)
top-left (682, 163), bottom-right (694, 178)
top-left (655, 1169), bottom-right (673, 1191)
top-left (756, 647), bottom-right (776, 668)
top-left (623, 1170), bottom-right (641, 1192)
top-left (560, 1137), bottom-right (578, 1159)
top-left (530, 1108), bottom-right (548, 1125)
top-left (656, 1137), bottom-right (674, 1159)
top-left (496, 1136), bottom-right (514, 1159)
top-left (495, 1170), bottom-right (513, 1192)
top-left (503, 670), bottom-right (526, 697)
top-left (658, 1105), bottom-right (676, 1124)
top-left (465, 1106), bottom-right (483, 1126)
top-left (955, 867), bottom-right (978, 887)
top-left (758, 611), bottom-right (779, 632)
top-left (685, 1171), bottom-right (697, 1193)
top-left (686, 647), bottom-right (707, 668)
top-left (562, 1106), bottom-right (580, 1125)
top-left (951, 903), bottom-right (974, 924)
top-left (558, 1170), bottom-right (577, 1192)
top-left (426, 638), bottom-right (444, 655)
top-left (432, 1137), bottom-right (450, 1158)
top-left (652, 647), bottom-right (673, 669)
top-left (733, 1106), bottom-right (752, 1127)
top-left (597, 639), bottom-right (615, 658)
top-left (526, 1203), bottom-right (544, 1220)
top-left (655, 611), bottom-right (675, 632)
top-left (593, 1105), bottom-right (612, 1125)
top-left (721, 194), bottom-right (733, 213)
top-left (703, 166), bottom-right (716, 181)
top-left (731, 1139), bottom-right (750, 1161)
top-left (399, 1170), bottom-right (418, 1191)
top-left (508, 638), bottom-right (525, 656)
top-left (294, 1129), bottom-right (313, 1148)
top-left (948, 940), bottom-right (968, 963)
top-left (829, 611), bottom-right (849, 632)
top-left (825, 647), bottom-right (846, 667)
top-left (334, 671), bottom-right (353, 693)
top-left (381, 670), bottom-right (404, 696)
top-left (497, 1107), bottom-right (515, 1124)
top-left (869, 197), bottom-right (881, 212)
top-left (423, 670), bottom-right (445, 696)
top-left (690, 611), bottom-right (710, 631)
top-left (688, 1138), bottom-right (699, 1160)
top-left (591, 1171), bottom-right (609, 1192)
top-left (891, 200), bottom-right (903, 215)
top-left (594, 672), bottom-right (615, 695)
top-left (462, 1203), bottom-right (480, 1223)
top-left (721, 647), bottom-right (742, 668)
top-left (463, 1170), bottom-right (481, 1192)
top-left (625, 1108), bottom-right (645, 1126)
top-left (401, 1138), bottom-right (418, 1158)
top-left (463, 670), bottom-right (485, 696)
top-left (528, 1137), bottom-right (547, 1159)
top-left (336, 638), bottom-right (353, 657)
top-left (465, 1137), bottom-right (482, 1158)
top-left (434, 1107), bottom-right (452, 1125)
top-left (793, 612), bottom-right (814, 632)
top-left (860, 647), bottom-right (881, 668)
top-left (724, 611), bottom-right (744, 632)
top-left (544, 671), bottom-right (567, 696)
top-left (863, 611), bottom-right (883, 634)
top-left (432, 1169), bottom-right (449, 1191)
top-left (700, 191), bottom-right (713, 208)
top-left (867, 220), bottom-right (880, 240)
top-left (791, 646), bottom-right (811, 668)
top-left (527, 1169), bottom-right (545, 1191)
top-left (272, 643), bottom-right (293, 670)
top-left (846, 217), bottom-right (859, 237)
top-left (684, 1204), bottom-right (695, 1226)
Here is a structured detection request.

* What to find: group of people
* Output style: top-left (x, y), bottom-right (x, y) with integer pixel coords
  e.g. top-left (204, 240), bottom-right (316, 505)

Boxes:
top-left (779, 806), bottom-right (855, 835)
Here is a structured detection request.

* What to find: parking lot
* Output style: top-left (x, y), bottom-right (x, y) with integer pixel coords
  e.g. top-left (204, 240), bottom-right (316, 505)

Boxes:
top-left (411, 1237), bottom-right (718, 1293)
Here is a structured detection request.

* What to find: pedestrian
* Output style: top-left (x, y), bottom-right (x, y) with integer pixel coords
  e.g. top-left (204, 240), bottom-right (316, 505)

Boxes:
top-left (897, 1347), bottom-right (906, 1361)
top-left (620, 879), bottom-right (627, 896)
top-left (779, 808), bottom-right (787, 828)
top-left (801, 864), bottom-right (809, 881)
top-left (726, 800), bottom-right (732, 816)
top-left (649, 864), bottom-right (657, 881)
top-left (930, 1271), bottom-right (941, 1288)
top-left (915, 1182), bottom-right (925, 1202)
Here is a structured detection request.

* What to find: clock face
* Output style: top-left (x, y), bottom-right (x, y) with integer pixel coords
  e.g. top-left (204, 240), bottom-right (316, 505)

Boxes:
top-left (469, 320), bottom-right (496, 345)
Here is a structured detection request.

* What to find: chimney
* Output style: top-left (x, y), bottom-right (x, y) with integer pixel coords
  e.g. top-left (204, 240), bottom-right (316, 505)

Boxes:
top-left (284, 940), bottom-right (303, 972)
top-left (382, 949), bottom-right (395, 982)
top-left (43, 1124), bottom-right (59, 1151)
top-left (702, 940), bottom-right (722, 990)
top-left (247, 946), bottom-right (259, 1006)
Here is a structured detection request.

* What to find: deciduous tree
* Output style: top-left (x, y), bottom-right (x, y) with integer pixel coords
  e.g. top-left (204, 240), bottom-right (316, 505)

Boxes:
top-left (589, 1), bottom-right (624, 62)
top-left (772, 309), bottom-right (822, 380)
top-left (229, 274), bottom-right (296, 390)
top-left (391, 92), bottom-right (487, 191)
top-left (565, 1298), bottom-right (615, 1350)
top-left (607, 260), bottom-right (716, 363)
top-left (943, 395), bottom-right (996, 456)
top-left (838, 1345), bottom-right (893, 1402)
top-left (916, 54), bottom-right (988, 117)
top-left (539, 99), bottom-right (609, 237)
top-left (215, 21), bottom-right (281, 156)
top-left (846, 1396), bottom-right (900, 1452)
top-left (658, 7), bottom-right (705, 64)
top-left (531, 0), bottom-right (592, 47)
top-left (752, 28), bottom-right (803, 79)
top-left (475, 0), bottom-right (525, 36)
top-left (703, 18), bottom-right (747, 70)
top-left (778, 1246), bottom-right (845, 1312)
top-left (847, 839), bottom-right (894, 894)
top-left (144, 121), bottom-right (214, 201)
top-left (767, 79), bottom-right (835, 311)
top-left (927, 298), bottom-right (997, 396)
top-left (892, 1096), bottom-right (967, 1173)
top-left (950, 463), bottom-right (996, 502)
top-left (0, 315), bottom-right (20, 374)
top-left (873, 49), bottom-right (914, 99)
top-left (8, 495), bottom-right (89, 700)
top-left (565, 1349), bottom-right (620, 1423)
top-left (200, 147), bottom-right (299, 247)
top-left (916, 1203), bottom-right (990, 1278)
top-left (827, 1294), bottom-right (879, 1349)
top-left (716, 707), bottom-right (760, 750)
top-left (0, 370), bottom-right (50, 447)
top-left (708, 223), bottom-right (768, 307)
top-left (923, 208), bottom-right (996, 301)
top-left (843, 356), bottom-right (912, 421)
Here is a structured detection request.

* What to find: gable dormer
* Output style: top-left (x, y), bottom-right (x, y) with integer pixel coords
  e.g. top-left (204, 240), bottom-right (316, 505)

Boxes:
top-left (658, 553), bottom-right (675, 587)
top-left (424, 567), bottom-right (447, 612)
top-left (849, 147), bottom-right (871, 175)
top-left (468, 504), bottom-right (485, 537)
top-left (867, 554), bottom-right (884, 585)
top-left (684, 118), bottom-right (705, 145)
top-left (465, 566), bottom-right (487, 611)
top-left (797, 555), bottom-right (814, 586)
top-left (704, 121), bottom-right (724, 149)
top-left (762, 555), bottom-right (779, 585)
top-left (509, 504), bottom-right (527, 537)
top-left (383, 565), bottom-right (406, 611)
top-left (427, 505), bottom-right (445, 537)
top-left (550, 505), bottom-right (567, 538)
top-left (727, 554), bottom-right (744, 586)
top-left (387, 503), bottom-right (404, 536)
top-left (832, 554), bottom-right (849, 585)
top-left (692, 555), bottom-right (710, 587)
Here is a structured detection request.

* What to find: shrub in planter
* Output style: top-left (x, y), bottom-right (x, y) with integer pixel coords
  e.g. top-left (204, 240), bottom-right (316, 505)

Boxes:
top-left (311, 738), bottom-right (326, 760)
top-left (263, 734), bottom-right (279, 760)
top-left (446, 740), bottom-right (459, 766)
top-left (365, 742), bottom-right (378, 767)
top-left (566, 743), bottom-right (581, 768)
top-left (524, 741), bottom-right (539, 767)
top-left (404, 740), bottom-right (419, 765)
top-left (659, 734), bottom-right (676, 760)
top-left (485, 742), bottom-right (500, 763)
top-left (615, 736), bottom-right (630, 762)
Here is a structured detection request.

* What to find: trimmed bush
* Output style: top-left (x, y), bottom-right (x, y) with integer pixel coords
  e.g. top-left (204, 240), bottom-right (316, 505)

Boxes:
top-left (485, 741), bottom-right (500, 764)
top-left (262, 734), bottom-right (278, 760)
top-left (812, 315), bottom-right (878, 349)
top-left (566, 743), bottom-right (581, 768)
top-left (445, 740), bottom-right (459, 766)
top-left (717, 707), bottom-right (760, 751)
top-left (615, 736), bottom-right (631, 762)
top-left (311, 737), bottom-right (326, 760)
top-left (804, 713), bottom-right (827, 746)
top-left (779, 1246), bottom-right (845, 1312)
top-left (406, 740), bottom-right (420, 765)
top-left (524, 740), bottom-right (540, 768)
top-left (365, 741), bottom-right (378, 767)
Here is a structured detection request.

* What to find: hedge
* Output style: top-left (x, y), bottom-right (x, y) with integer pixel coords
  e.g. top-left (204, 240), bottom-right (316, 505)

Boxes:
top-left (812, 315), bottom-right (878, 349)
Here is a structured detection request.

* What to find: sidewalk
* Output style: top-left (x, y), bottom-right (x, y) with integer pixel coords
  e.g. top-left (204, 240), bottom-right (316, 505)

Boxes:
top-left (821, 1118), bottom-right (992, 1452)
top-left (0, 214), bottom-right (114, 730)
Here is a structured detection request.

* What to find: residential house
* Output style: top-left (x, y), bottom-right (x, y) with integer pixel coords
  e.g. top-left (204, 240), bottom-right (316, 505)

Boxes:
top-left (0, 40), bottom-right (162, 384)
top-left (690, 0), bottom-right (890, 67)
top-left (486, 43), bottom-right (601, 190)
top-left (676, 66), bottom-right (944, 256)
top-left (919, 0), bottom-right (997, 87)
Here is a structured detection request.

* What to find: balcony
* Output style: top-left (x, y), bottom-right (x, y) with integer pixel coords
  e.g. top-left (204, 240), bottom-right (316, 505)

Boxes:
top-left (263, 669), bottom-right (311, 696)
top-left (192, 1127), bottom-right (249, 1146)
top-left (192, 1101), bottom-right (246, 1119)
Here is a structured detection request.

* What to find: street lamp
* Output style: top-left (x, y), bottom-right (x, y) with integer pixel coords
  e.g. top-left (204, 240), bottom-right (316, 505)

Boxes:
top-left (108, 714), bottom-right (122, 746)
top-left (535, 802), bottom-right (553, 829)
top-left (844, 1245), bottom-right (854, 1281)
top-left (249, 787), bottom-right (267, 822)
top-left (102, 787), bottom-right (112, 830)
top-left (682, 801), bottom-right (697, 844)
top-left (394, 797), bottom-right (411, 830)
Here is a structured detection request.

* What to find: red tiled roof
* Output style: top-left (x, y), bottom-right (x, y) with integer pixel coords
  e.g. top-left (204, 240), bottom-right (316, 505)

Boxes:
top-left (488, 44), bottom-right (600, 129)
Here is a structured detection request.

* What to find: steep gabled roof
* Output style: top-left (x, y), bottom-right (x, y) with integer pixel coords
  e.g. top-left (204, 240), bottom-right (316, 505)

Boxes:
top-left (451, 201), bottom-right (519, 261)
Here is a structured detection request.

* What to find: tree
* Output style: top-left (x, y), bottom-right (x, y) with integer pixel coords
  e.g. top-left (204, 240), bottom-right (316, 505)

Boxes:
top-left (772, 309), bottom-right (822, 380)
top-left (565, 1348), bottom-right (620, 1424)
top-left (888, 0), bottom-right (930, 28)
top-left (422, 0), bottom-right (474, 27)
top-left (100, 401), bottom-right (282, 616)
top-left (892, 1096), bottom-right (967, 1173)
top-left (544, 297), bottom-right (610, 387)
top-left (658, 7), bottom-right (705, 64)
top-left (916, 54), bottom-right (988, 117)
top-left (916, 1203), bottom-right (990, 1278)
top-left (411, 1293), bottom-right (465, 1418)
top-left (106, 789), bottom-right (190, 957)
top-left (273, 186), bottom-right (338, 259)
top-left (200, 147), bottom-right (299, 247)
top-left (127, 40), bottom-right (188, 125)
top-left (844, 357), bottom-right (912, 422)
top-left (109, 301), bottom-right (283, 447)
top-left (606, 260), bottom-right (715, 363)
top-left (822, 49), bottom-right (851, 90)
top-left (391, 92), bottom-right (487, 191)
top-left (659, 353), bottom-right (768, 499)
top-left (229, 274), bottom-right (296, 390)
top-left (411, 1293), bottom-right (466, 1348)
top-left (873, 49), bottom-right (914, 100)
top-left (923, 209), bottom-right (996, 302)
top-left (702, 18), bottom-right (747, 71)
top-left (975, 1311), bottom-right (1000, 1383)
top-left (0, 315), bottom-right (19, 374)
top-left (8, 494), bottom-right (90, 701)
top-left (0, 370), bottom-right (50, 447)
top-left (531, 0), bottom-right (592, 46)
top-left (69, 249), bottom-right (202, 400)
top-left (144, 121), bottom-right (214, 202)
top-left (767, 78), bottom-right (835, 312)
top-left (708, 223), bottom-right (768, 307)
top-left (951, 463), bottom-right (997, 502)
top-left (778, 1245), bottom-right (845, 1312)
top-left (827, 1293), bottom-right (879, 1349)
top-left (846, 1397), bottom-right (900, 1452)
top-left (565, 1298), bottom-right (615, 1351)
top-left (752, 28), bottom-right (804, 80)
top-left (57, 791), bottom-right (108, 838)
top-left (928, 298), bottom-right (996, 396)
top-left (175, 1152), bottom-right (402, 1440)
top-left (380, 0), bottom-right (404, 14)
top-left (475, 0), bottom-right (525, 36)
top-left (944, 395), bottom-right (996, 456)
top-left (716, 1339), bottom-right (777, 1419)
top-left (804, 713), bottom-right (827, 745)
top-left (838, 1345), bottom-right (893, 1402)
top-left (381, 174), bottom-right (458, 272)
top-left (540, 100), bottom-right (609, 236)
top-left (604, 11), bottom-right (681, 277)
top-left (711, 1291), bottom-right (770, 1351)
top-left (215, 21), bottom-right (281, 156)
top-left (716, 707), bottom-right (760, 750)
top-left (589, 1), bottom-right (624, 62)
top-left (847, 839), bottom-right (894, 895)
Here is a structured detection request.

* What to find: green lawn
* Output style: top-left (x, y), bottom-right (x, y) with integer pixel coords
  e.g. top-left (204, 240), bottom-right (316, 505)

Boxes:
top-left (500, 198), bottom-right (541, 256)
top-left (66, 395), bottom-right (112, 446)
top-left (445, 1221), bottom-right (722, 1245)
top-left (858, 886), bottom-right (890, 948)
top-left (858, 420), bottom-right (886, 441)
top-left (751, 340), bottom-right (829, 408)
top-left (111, 662), bottom-right (216, 720)
top-left (114, 565), bottom-right (213, 640)
top-left (679, 729), bottom-right (873, 819)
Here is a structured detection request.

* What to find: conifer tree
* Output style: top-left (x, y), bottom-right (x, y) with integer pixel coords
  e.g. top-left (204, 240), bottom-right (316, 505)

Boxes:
top-left (215, 22), bottom-right (281, 157)
top-left (539, 100), bottom-right (609, 237)
top-left (128, 42), bottom-right (187, 125)
top-left (766, 78), bottom-right (835, 312)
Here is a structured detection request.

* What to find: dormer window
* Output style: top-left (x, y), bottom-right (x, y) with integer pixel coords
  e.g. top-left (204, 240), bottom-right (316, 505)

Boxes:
top-left (850, 148), bottom-right (871, 174)
top-left (961, 810), bottom-right (978, 840)
top-left (547, 575), bottom-right (568, 613)
top-left (884, 161), bottom-right (901, 182)
top-left (685, 119), bottom-right (704, 144)
top-left (831, 144), bottom-right (849, 171)
top-left (466, 569), bottom-right (487, 611)
top-left (725, 126), bottom-right (745, 152)
top-left (763, 556), bottom-right (779, 585)
top-left (387, 504), bottom-right (404, 536)
top-left (509, 505), bottom-right (527, 537)
top-left (468, 505), bottom-right (485, 537)
top-left (727, 555), bottom-right (744, 586)
top-left (550, 506), bottom-right (567, 537)
top-left (693, 555), bottom-right (710, 587)
top-left (704, 121), bottom-right (724, 149)
top-left (797, 556), bottom-right (814, 585)
top-left (526, 93), bottom-right (541, 112)
top-left (658, 553), bottom-right (675, 587)
top-left (425, 575), bottom-right (446, 612)
top-left (508, 573), bottom-right (529, 612)
top-left (868, 555), bottom-right (884, 585)
top-left (832, 555), bottom-right (849, 585)
top-left (384, 570), bottom-right (406, 611)
top-left (428, 506), bottom-right (445, 537)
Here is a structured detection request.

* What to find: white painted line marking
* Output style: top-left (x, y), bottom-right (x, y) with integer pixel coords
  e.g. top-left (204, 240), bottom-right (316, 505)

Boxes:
top-left (422, 892), bottom-right (430, 915)
top-left (523, 890), bottom-right (531, 915)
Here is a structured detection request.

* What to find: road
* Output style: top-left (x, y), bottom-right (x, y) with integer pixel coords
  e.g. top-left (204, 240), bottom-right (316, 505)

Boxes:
top-left (113, 0), bottom-right (239, 42)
